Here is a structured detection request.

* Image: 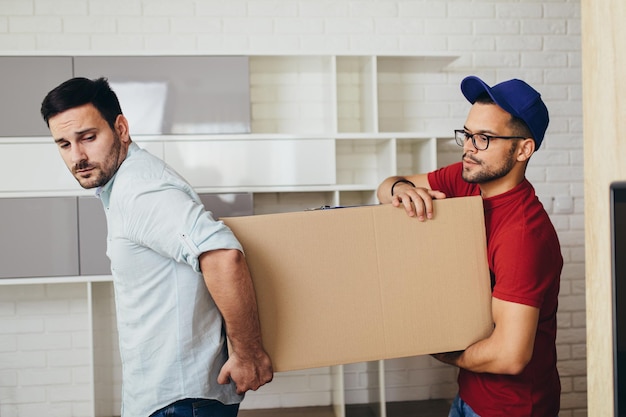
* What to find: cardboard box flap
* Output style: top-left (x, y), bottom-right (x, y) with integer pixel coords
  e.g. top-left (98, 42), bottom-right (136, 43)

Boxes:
top-left (222, 196), bottom-right (492, 372)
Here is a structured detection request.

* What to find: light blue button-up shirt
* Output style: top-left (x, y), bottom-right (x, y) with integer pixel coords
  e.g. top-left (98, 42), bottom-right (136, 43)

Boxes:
top-left (97, 142), bottom-right (244, 417)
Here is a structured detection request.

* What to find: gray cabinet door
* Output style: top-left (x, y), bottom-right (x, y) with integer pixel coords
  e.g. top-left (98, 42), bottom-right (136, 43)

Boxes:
top-left (0, 57), bottom-right (73, 137)
top-left (73, 56), bottom-right (250, 135)
top-left (0, 197), bottom-right (79, 278)
top-left (78, 196), bottom-right (110, 276)
top-left (199, 193), bottom-right (253, 219)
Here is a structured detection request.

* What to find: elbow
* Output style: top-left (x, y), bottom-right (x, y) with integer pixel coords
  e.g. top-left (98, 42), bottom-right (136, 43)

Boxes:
top-left (501, 362), bottom-right (527, 376)
top-left (215, 248), bottom-right (247, 272)
top-left (376, 184), bottom-right (387, 204)
top-left (205, 247), bottom-right (244, 261)
top-left (376, 176), bottom-right (399, 204)
top-left (199, 248), bottom-right (246, 274)
top-left (220, 247), bottom-right (245, 262)
top-left (499, 353), bottom-right (532, 375)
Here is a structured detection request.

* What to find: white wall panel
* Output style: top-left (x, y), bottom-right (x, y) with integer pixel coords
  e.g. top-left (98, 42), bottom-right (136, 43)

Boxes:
top-left (0, 143), bottom-right (81, 193)
top-left (164, 139), bottom-right (336, 187)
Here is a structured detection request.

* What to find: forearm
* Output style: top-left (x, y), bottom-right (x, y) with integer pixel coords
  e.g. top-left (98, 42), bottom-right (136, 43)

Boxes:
top-left (434, 298), bottom-right (539, 375)
top-left (200, 248), bottom-right (273, 393)
top-left (377, 176), bottom-right (410, 203)
top-left (200, 249), bottom-right (265, 356)
top-left (436, 338), bottom-right (525, 375)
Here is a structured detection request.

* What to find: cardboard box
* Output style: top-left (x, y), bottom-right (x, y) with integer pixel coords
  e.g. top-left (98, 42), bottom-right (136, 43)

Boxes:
top-left (221, 196), bottom-right (493, 372)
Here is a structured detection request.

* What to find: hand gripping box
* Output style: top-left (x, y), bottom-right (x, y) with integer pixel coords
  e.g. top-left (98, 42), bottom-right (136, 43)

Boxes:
top-left (221, 196), bottom-right (493, 372)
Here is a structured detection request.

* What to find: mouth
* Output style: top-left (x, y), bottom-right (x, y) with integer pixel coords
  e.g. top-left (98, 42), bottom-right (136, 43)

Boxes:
top-left (463, 159), bottom-right (477, 168)
top-left (74, 166), bottom-right (95, 177)
top-left (462, 154), bottom-right (481, 166)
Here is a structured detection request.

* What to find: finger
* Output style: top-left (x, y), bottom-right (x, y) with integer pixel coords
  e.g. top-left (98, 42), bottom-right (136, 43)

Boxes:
top-left (236, 382), bottom-right (247, 395)
top-left (403, 199), bottom-right (419, 217)
top-left (429, 190), bottom-right (447, 200)
top-left (420, 193), bottom-right (435, 220)
top-left (422, 190), bottom-right (447, 219)
top-left (393, 192), bottom-right (418, 217)
top-left (406, 190), bottom-right (428, 220)
top-left (412, 188), bottom-right (437, 220)
top-left (217, 365), bottom-right (231, 385)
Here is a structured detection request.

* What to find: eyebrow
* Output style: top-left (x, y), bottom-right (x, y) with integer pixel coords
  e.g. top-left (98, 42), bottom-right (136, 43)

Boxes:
top-left (463, 126), bottom-right (500, 135)
top-left (53, 128), bottom-right (97, 144)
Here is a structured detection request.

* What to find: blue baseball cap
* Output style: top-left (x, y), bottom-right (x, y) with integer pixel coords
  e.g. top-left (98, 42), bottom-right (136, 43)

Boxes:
top-left (460, 76), bottom-right (549, 150)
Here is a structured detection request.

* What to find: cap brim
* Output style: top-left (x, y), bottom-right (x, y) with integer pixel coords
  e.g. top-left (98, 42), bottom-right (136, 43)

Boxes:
top-left (460, 75), bottom-right (518, 119)
top-left (460, 76), bottom-right (492, 104)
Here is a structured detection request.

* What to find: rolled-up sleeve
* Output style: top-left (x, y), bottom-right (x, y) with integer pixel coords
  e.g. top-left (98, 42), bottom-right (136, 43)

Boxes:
top-left (177, 208), bottom-right (243, 273)
top-left (117, 177), bottom-right (243, 274)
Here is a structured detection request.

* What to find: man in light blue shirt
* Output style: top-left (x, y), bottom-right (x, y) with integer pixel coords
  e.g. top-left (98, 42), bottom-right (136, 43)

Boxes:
top-left (41, 77), bottom-right (273, 417)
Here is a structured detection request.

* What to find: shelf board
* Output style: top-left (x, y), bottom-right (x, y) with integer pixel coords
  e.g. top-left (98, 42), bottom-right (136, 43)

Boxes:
top-left (192, 185), bottom-right (377, 194)
top-left (0, 51), bottom-right (459, 59)
top-left (0, 185), bottom-right (378, 200)
top-left (0, 131), bottom-right (452, 145)
top-left (0, 275), bottom-right (112, 286)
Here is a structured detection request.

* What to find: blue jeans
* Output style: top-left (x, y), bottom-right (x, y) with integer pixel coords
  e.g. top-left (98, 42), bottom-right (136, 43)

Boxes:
top-left (448, 394), bottom-right (480, 417)
top-left (149, 398), bottom-right (239, 417)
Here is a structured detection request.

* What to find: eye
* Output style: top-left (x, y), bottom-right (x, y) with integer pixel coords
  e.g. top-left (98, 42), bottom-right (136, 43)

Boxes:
top-left (475, 134), bottom-right (489, 144)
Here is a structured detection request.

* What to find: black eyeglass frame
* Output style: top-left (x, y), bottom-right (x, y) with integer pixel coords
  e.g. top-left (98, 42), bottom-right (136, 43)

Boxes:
top-left (454, 129), bottom-right (527, 151)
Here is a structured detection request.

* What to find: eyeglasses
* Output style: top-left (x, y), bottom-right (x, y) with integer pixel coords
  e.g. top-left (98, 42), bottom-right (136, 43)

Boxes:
top-left (454, 129), bottom-right (526, 151)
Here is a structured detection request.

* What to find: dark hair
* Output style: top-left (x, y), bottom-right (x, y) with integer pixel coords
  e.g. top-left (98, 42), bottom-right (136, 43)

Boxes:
top-left (41, 77), bottom-right (123, 131)
top-left (474, 92), bottom-right (533, 140)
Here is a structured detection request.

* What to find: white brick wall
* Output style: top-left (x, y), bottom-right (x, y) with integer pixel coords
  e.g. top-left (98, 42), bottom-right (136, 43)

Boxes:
top-left (0, 0), bottom-right (585, 416)
top-left (0, 284), bottom-right (92, 417)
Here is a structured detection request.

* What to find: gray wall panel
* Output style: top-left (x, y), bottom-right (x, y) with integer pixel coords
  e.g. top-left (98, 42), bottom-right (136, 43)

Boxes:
top-left (73, 56), bottom-right (250, 135)
top-left (199, 193), bottom-right (253, 219)
top-left (0, 57), bottom-right (73, 137)
top-left (0, 197), bottom-right (79, 278)
top-left (78, 196), bottom-right (110, 276)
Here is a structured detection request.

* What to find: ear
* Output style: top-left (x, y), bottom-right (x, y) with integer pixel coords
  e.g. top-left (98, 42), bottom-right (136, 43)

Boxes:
top-left (114, 114), bottom-right (131, 143)
top-left (516, 138), bottom-right (535, 162)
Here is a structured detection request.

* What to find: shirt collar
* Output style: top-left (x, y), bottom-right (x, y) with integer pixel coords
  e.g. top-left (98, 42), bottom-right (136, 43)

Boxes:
top-left (95, 141), bottom-right (139, 205)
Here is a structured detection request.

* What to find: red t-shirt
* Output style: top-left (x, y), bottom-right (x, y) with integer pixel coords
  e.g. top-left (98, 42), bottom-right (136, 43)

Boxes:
top-left (428, 162), bottom-right (562, 417)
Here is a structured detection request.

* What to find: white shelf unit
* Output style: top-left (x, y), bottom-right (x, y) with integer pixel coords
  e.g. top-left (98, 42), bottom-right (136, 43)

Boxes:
top-left (0, 54), bottom-right (460, 417)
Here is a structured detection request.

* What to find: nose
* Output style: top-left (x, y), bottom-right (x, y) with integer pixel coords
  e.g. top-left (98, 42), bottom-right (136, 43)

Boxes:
top-left (69, 143), bottom-right (87, 165)
top-left (463, 135), bottom-right (477, 153)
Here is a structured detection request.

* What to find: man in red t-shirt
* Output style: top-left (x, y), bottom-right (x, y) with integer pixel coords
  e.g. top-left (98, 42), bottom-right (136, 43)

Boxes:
top-left (377, 76), bottom-right (562, 417)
